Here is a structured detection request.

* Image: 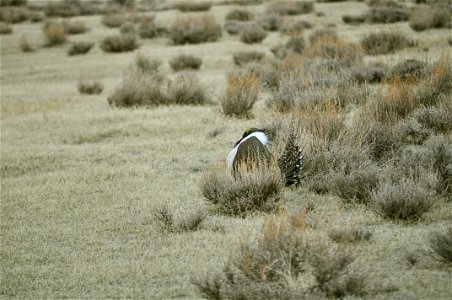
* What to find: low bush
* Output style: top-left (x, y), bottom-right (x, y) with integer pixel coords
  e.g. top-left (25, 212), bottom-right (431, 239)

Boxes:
top-left (44, 0), bottom-right (104, 17)
top-left (221, 70), bottom-right (260, 118)
top-left (258, 13), bottom-right (283, 31)
top-left (371, 176), bottom-right (436, 221)
top-left (135, 55), bottom-right (161, 74)
top-left (101, 13), bottom-right (126, 28)
top-left (351, 65), bottom-right (388, 83)
top-left (306, 35), bottom-right (363, 67)
top-left (342, 14), bottom-right (366, 24)
top-left (366, 6), bottom-right (411, 23)
top-left (233, 51), bottom-right (265, 66)
top-left (409, 6), bottom-right (450, 31)
top-left (360, 31), bottom-right (411, 55)
top-left (272, 35), bottom-right (306, 59)
top-left (138, 21), bottom-right (167, 39)
top-left (279, 19), bottom-right (310, 35)
top-left (201, 161), bottom-right (283, 217)
top-left (389, 59), bottom-right (428, 81)
top-left (43, 19), bottom-right (67, 46)
top-left (152, 204), bottom-right (206, 233)
top-left (169, 14), bottom-right (222, 45)
top-left (0, 0), bottom-right (27, 5)
top-left (173, 1), bottom-right (212, 12)
top-left (423, 135), bottom-right (452, 199)
top-left (64, 20), bottom-right (88, 34)
top-left (100, 34), bottom-right (140, 53)
top-left (108, 71), bottom-right (167, 107)
top-left (0, 6), bottom-right (31, 23)
top-left (329, 226), bottom-right (373, 243)
top-left (225, 9), bottom-right (254, 21)
top-left (169, 54), bottom-right (202, 71)
top-left (309, 28), bottom-right (337, 43)
top-left (67, 41), bottom-right (94, 56)
top-left (239, 23), bottom-right (267, 44)
top-left (78, 80), bottom-right (104, 95)
top-left (266, 1), bottom-right (314, 16)
top-left (0, 22), bottom-right (12, 34)
top-left (413, 105), bottom-right (452, 134)
top-left (167, 72), bottom-right (208, 105)
top-left (193, 213), bottom-right (366, 298)
top-left (224, 20), bottom-right (246, 35)
top-left (430, 229), bottom-right (452, 263)
top-left (119, 22), bottom-right (136, 35)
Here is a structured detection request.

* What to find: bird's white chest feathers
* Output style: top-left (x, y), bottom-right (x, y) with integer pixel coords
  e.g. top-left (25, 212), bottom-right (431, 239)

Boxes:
top-left (226, 132), bottom-right (268, 168)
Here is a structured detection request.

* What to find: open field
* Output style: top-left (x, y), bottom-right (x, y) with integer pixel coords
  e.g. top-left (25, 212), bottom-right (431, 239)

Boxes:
top-left (1, 0), bottom-right (451, 298)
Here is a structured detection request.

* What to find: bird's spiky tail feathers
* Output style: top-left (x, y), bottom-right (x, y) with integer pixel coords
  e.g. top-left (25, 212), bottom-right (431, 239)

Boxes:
top-left (278, 131), bottom-right (303, 186)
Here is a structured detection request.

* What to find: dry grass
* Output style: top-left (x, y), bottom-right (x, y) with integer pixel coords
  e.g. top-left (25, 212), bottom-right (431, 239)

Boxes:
top-left (78, 80), bottom-right (104, 95)
top-left (225, 8), bottom-right (254, 21)
top-left (173, 1), bottom-right (212, 12)
top-left (430, 229), bottom-right (452, 263)
top-left (306, 34), bottom-right (363, 66)
top-left (152, 205), bottom-right (206, 233)
top-left (169, 14), bottom-right (222, 45)
top-left (0, 22), bottom-right (12, 34)
top-left (64, 20), bottom-right (89, 34)
top-left (221, 70), bottom-right (260, 118)
top-left (266, 0), bottom-right (314, 16)
top-left (409, 6), bottom-right (450, 31)
top-left (18, 34), bottom-right (34, 52)
top-left (232, 51), bottom-right (265, 66)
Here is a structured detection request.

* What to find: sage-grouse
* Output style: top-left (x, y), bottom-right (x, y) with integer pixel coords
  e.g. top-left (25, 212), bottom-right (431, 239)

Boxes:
top-left (226, 128), bottom-right (303, 186)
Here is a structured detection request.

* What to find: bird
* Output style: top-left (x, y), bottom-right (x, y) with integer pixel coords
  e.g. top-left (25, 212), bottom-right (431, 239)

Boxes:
top-left (227, 128), bottom-right (303, 186)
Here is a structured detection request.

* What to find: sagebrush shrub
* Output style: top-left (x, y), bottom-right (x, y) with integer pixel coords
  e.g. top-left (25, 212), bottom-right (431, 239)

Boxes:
top-left (152, 204), bottom-right (206, 233)
top-left (366, 5), bottom-right (411, 23)
top-left (78, 80), bottom-right (104, 95)
top-left (409, 6), bottom-right (450, 31)
top-left (306, 35), bottom-right (363, 67)
top-left (173, 1), bottom-right (212, 12)
top-left (169, 54), bottom-right (202, 71)
top-left (200, 162), bottom-right (283, 217)
top-left (169, 14), bottom-right (222, 45)
top-left (102, 13), bottom-right (126, 28)
top-left (329, 226), bottom-right (373, 243)
top-left (239, 23), bottom-right (267, 44)
top-left (167, 71), bottom-right (207, 105)
top-left (221, 70), bottom-right (260, 118)
top-left (108, 72), bottom-right (167, 107)
top-left (43, 19), bottom-right (67, 45)
top-left (193, 213), bottom-right (366, 298)
top-left (64, 20), bottom-right (88, 34)
top-left (67, 41), bottom-right (94, 56)
top-left (371, 177), bottom-right (436, 221)
top-left (360, 31), bottom-right (411, 55)
top-left (135, 54), bottom-right (161, 74)
top-left (19, 34), bottom-right (34, 52)
top-left (258, 13), bottom-right (282, 31)
top-left (279, 19), bottom-right (310, 35)
top-left (225, 9), bottom-right (254, 21)
top-left (100, 34), bottom-right (140, 53)
top-left (119, 22), bottom-right (136, 35)
top-left (413, 105), bottom-right (452, 134)
top-left (138, 20), bottom-right (166, 39)
top-left (266, 1), bottom-right (314, 16)
top-left (342, 14), bottom-right (366, 24)
top-left (223, 20), bottom-right (246, 35)
top-left (389, 59), bottom-right (428, 81)
top-left (232, 51), bottom-right (264, 66)
top-left (0, 6), bottom-right (31, 23)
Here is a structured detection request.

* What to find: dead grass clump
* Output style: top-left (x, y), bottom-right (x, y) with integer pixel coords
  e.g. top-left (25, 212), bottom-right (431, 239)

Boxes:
top-left (64, 20), bottom-right (88, 34)
top-left (169, 14), bottom-right (222, 45)
top-left (67, 41), bottom-right (94, 56)
top-left (233, 51), bottom-right (265, 66)
top-left (225, 8), bottom-right (254, 21)
top-left (193, 213), bottom-right (366, 298)
top-left (266, 1), bottom-right (314, 16)
top-left (108, 72), bottom-right (167, 107)
top-left (43, 19), bottom-right (67, 46)
top-left (167, 72), bottom-right (207, 105)
top-left (169, 54), bottom-right (202, 71)
top-left (239, 23), bottom-right (267, 44)
top-left (200, 162), bottom-right (283, 217)
top-left (360, 32), bottom-right (411, 55)
top-left (173, 1), bottom-right (212, 12)
top-left (152, 204), bottom-right (206, 233)
top-left (78, 80), bottom-right (104, 95)
top-left (409, 6), bottom-right (450, 31)
top-left (100, 34), bottom-right (140, 53)
top-left (0, 22), bottom-right (12, 34)
top-left (430, 229), bottom-right (452, 263)
top-left (101, 13), bottom-right (126, 28)
top-left (371, 176), bottom-right (436, 221)
top-left (221, 70), bottom-right (260, 118)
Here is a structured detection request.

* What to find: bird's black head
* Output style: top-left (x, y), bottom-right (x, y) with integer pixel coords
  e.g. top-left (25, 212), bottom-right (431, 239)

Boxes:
top-left (242, 127), bottom-right (261, 138)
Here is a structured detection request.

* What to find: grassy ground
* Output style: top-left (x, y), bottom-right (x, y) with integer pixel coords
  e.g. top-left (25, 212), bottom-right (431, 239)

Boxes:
top-left (1, 0), bottom-right (451, 298)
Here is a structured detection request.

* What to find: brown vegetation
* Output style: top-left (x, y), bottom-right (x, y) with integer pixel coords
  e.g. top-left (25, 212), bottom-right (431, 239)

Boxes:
top-left (169, 14), bottom-right (222, 45)
top-left (221, 70), bottom-right (260, 118)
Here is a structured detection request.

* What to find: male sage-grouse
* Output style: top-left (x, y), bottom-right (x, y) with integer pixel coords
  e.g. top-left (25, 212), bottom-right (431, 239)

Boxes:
top-left (226, 128), bottom-right (303, 186)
